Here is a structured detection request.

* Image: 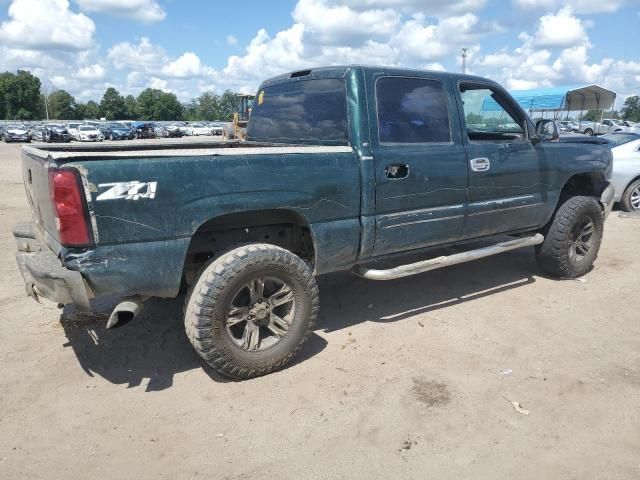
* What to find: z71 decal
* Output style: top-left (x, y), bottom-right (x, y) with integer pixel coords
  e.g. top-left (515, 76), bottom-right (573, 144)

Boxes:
top-left (96, 181), bottom-right (158, 201)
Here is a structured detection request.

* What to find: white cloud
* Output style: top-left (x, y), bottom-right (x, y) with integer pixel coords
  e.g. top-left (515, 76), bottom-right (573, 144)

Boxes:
top-left (74, 0), bottom-right (166, 23)
top-left (514, 0), bottom-right (634, 14)
top-left (292, 0), bottom-right (400, 44)
top-left (0, 0), bottom-right (95, 51)
top-left (533, 8), bottom-right (588, 48)
top-left (160, 52), bottom-right (213, 78)
top-left (76, 63), bottom-right (105, 79)
top-left (107, 37), bottom-right (166, 70)
top-left (227, 34), bottom-right (238, 46)
top-left (340, 0), bottom-right (487, 15)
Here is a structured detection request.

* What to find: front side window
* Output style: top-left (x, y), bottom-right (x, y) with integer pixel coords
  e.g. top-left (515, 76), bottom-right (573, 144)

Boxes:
top-left (376, 77), bottom-right (450, 143)
top-left (247, 78), bottom-right (348, 145)
top-left (460, 84), bottom-right (525, 141)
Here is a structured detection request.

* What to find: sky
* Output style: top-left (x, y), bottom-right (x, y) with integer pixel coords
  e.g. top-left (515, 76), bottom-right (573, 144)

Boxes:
top-left (0, 0), bottom-right (639, 106)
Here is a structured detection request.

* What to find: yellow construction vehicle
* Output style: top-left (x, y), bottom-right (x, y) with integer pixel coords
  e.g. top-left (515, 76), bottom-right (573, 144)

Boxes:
top-left (222, 94), bottom-right (254, 141)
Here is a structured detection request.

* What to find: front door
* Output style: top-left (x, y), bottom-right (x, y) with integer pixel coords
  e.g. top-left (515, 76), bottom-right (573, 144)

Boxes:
top-left (368, 72), bottom-right (469, 257)
top-left (455, 81), bottom-right (549, 239)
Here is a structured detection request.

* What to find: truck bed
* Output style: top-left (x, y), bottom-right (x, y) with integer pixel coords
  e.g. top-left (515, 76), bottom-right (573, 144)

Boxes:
top-left (23, 140), bottom-right (353, 162)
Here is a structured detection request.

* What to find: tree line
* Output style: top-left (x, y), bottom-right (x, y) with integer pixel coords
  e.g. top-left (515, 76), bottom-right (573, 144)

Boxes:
top-left (2, 68), bottom-right (640, 123)
top-left (0, 69), bottom-right (246, 122)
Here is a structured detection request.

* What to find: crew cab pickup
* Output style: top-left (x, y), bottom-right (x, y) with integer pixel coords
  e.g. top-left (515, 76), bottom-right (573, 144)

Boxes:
top-left (15, 66), bottom-right (615, 379)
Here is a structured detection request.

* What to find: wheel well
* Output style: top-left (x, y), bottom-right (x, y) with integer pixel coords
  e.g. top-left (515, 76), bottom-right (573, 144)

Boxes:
top-left (560, 173), bottom-right (605, 199)
top-left (183, 209), bottom-right (315, 283)
top-left (622, 174), bottom-right (640, 197)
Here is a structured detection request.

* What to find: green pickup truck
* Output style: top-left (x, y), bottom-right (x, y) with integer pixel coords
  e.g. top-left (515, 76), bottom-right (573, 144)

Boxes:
top-left (14, 65), bottom-right (614, 379)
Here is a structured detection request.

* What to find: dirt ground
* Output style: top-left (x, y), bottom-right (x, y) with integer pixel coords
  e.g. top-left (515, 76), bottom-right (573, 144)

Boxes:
top-left (0, 140), bottom-right (639, 480)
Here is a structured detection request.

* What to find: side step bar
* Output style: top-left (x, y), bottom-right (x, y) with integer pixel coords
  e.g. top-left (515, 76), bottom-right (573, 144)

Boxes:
top-left (353, 234), bottom-right (544, 281)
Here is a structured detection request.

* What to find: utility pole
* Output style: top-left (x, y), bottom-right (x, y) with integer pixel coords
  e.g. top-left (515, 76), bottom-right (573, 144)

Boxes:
top-left (461, 48), bottom-right (468, 74)
top-left (43, 89), bottom-right (50, 121)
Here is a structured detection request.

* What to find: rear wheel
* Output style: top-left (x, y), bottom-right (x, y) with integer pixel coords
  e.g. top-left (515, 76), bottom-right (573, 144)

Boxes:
top-left (620, 179), bottom-right (640, 212)
top-left (184, 244), bottom-right (319, 379)
top-left (584, 128), bottom-right (594, 136)
top-left (536, 196), bottom-right (603, 278)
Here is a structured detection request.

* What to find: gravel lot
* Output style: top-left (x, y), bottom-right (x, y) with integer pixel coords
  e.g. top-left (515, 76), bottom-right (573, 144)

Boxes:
top-left (1, 140), bottom-right (639, 480)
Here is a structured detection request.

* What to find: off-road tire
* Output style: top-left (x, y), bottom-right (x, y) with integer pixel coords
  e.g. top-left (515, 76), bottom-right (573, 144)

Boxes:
top-left (184, 244), bottom-right (319, 379)
top-left (536, 196), bottom-right (603, 278)
top-left (620, 179), bottom-right (640, 212)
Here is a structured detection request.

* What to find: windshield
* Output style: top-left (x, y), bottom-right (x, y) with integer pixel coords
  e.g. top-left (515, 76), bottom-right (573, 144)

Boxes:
top-left (247, 78), bottom-right (348, 145)
top-left (602, 133), bottom-right (640, 146)
top-left (79, 125), bottom-right (95, 131)
top-left (7, 124), bottom-right (25, 129)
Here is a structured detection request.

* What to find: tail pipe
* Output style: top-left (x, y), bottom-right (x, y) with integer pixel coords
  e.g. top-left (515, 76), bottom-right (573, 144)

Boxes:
top-left (106, 295), bottom-right (149, 329)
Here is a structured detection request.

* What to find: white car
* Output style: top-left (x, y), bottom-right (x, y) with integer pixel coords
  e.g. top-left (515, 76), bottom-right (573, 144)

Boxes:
top-left (66, 122), bottom-right (82, 138)
top-left (74, 124), bottom-right (104, 142)
top-left (188, 123), bottom-right (212, 136)
top-left (606, 132), bottom-right (640, 211)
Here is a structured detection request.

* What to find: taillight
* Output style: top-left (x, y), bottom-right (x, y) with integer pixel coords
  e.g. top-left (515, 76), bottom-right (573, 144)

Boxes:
top-left (49, 169), bottom-right (92, 247)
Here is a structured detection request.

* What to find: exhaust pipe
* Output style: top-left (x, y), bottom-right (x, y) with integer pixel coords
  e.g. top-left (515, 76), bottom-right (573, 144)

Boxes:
top-left (106, 295), bottom-right (148, 329)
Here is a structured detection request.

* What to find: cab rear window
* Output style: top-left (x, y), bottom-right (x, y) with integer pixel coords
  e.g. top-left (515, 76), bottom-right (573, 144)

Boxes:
top-left (247, 79), bottom-right (348, 145)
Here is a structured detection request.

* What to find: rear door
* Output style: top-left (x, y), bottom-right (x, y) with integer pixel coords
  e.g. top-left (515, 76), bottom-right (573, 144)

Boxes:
top-left (454, 80), bottom-right (549, 239)
top-left (367, 71), bottom-right (469, 256)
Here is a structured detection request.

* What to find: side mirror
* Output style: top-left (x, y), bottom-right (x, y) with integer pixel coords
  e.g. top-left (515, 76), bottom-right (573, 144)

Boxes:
top-left (534, 119), bottom-right (560, 143)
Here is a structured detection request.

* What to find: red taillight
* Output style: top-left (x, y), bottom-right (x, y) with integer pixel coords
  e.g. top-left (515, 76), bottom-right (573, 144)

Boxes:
top-left (49, 169), bottom-right (92, 246)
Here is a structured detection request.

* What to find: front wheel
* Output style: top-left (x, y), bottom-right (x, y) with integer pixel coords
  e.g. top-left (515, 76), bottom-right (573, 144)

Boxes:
top-left (584, 128), bottom-right (594, 136)
top-left (184, 244), bottom-right (319, 379)
top-left (536, 196), bottom-right (604, 278)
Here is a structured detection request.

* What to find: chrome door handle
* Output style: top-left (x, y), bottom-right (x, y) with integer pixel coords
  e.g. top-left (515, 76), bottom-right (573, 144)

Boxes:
top-left (470, 157), bottom-right (490, 172)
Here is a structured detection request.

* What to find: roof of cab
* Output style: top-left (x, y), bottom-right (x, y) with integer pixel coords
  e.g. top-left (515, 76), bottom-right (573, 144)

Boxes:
top-left (258, 65), bottom-right (498, 89)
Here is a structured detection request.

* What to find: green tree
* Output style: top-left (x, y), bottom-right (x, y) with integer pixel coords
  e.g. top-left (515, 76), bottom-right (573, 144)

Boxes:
top-left (48, 90), bottom-right (77, 120)
top-left (76, 100), bottom-right (101, 119)
top-left (124, 94), bottom-right (138, 120)
top-left (582, 110), bottom-right (602, 122)
top-left (100, 87), bottom-right (126, 120)
top-left (0, 70), bottom-right (42, 119)
top-left (197, 91), bottom-right (221, 120)
top-left (136, 88), bottom-right (183, 120)
top-left (218, 90), bottom-right (240, 121)
top-left (622, 96), bottom-right (640, 122)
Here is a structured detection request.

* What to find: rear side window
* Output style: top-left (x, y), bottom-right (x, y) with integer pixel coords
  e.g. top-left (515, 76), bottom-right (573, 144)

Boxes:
top-left (376, 77), bottom-right (450, 143)
top-left (247, 78), bottom-right (348, 145)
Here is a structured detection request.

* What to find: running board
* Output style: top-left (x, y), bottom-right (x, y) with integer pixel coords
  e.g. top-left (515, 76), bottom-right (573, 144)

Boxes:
top-left (353, 234), bottom-right (544, 281)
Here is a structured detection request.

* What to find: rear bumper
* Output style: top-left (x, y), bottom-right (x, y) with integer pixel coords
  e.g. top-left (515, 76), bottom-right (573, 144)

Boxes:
top-left (14, 223), bottom-right (92, 312)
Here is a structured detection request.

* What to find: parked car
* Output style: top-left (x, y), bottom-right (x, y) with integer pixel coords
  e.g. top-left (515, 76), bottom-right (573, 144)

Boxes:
top-left (131, 122), bottom-right (155, 139)
top-left (188, 123), bottom-right (212, 136)
top-left (164, 124), bottom-right (184, 138)
top-left (74, 124), bottom-right (104, 142)
top-left (558, 120), bottom-right (580, 132)
top-left (31, 125), bottom-right (46, 142)
top-left (602, 132), bottom-right (640, 211)
top-left (41, 124), bottom-right (73, 143)
top-left (66, 122), bottom-right (82, 138)
top-left (209, 122), bottom-right (224, 136)
top-left (153, 123), bottom-right (183, 138)
top-left (3, 124), bottom-right (31, 142)
top-left (103, 122), bottom-right (135, 140)
top-left (14, 65), bottom-right (614, 380)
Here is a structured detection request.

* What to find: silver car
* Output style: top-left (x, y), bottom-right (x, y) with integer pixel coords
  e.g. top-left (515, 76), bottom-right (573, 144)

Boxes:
top-left (606, 133), bottom-right (640, 211)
